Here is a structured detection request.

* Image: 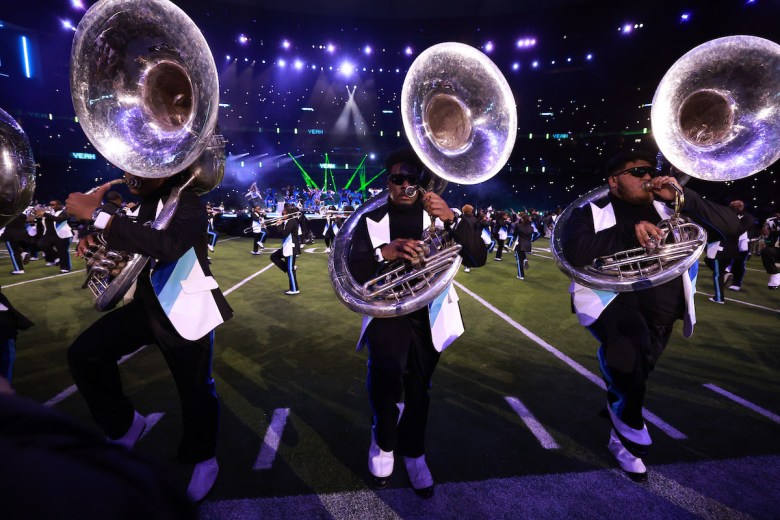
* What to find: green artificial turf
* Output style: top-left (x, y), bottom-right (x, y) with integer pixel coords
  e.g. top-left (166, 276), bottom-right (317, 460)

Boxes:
top-left (2, 236), bottom-right (777, 499)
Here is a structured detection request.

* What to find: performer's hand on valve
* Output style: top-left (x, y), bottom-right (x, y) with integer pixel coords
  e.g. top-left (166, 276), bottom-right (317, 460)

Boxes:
top-left (76, 233), bottom-right (100, 258)
top-left (634, 220), bottom-right (664, 250)
top-left (381, 238), bottom-right (425, 262)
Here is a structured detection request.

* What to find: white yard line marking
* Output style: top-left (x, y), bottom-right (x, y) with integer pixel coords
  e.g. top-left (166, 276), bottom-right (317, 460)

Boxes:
top-left (695, 291), bottom-right (779, 313)
top-left (454, 280), bottom-right (687, 440)
top-left (317, 490), bottom-right (403, 519)
top-left (646, 470), bottom-right (754, 520)
top-left (2, 268), bottom-right (86, 289)
top-left (45, 346), bottom-right (149, 407)
top-left (217, 236), bottom-right (240, 243)
top-left (254, 407), bottom-right (290, 470)
top-left (504, 396), bottom-right (560, 449)
top-left (140, 412), bottom-right (166, 440)
top-left (704, 384), bottom-right (780, 425)
top-left (224, 263), bottom-right (275, 296)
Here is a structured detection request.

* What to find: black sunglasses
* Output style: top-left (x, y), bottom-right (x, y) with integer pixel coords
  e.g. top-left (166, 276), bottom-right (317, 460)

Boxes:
top-left (388, 172), bottom-right (420, 186)
top-left (614, 166), bottom-right (658, 178)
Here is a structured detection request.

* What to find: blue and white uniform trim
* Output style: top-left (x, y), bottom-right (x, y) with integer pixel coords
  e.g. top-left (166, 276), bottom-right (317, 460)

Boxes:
top-left (151, 247), bottom-right (224, 341)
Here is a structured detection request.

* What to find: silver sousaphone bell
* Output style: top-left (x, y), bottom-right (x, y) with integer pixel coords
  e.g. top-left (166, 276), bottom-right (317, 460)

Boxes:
top-left (329, 42), bottom-right (517, 317)
top-left (70, 0), bottom-right (224, 311)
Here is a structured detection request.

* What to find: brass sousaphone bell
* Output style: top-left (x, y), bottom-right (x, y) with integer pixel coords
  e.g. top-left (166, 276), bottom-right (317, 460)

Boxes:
top-left (551, 35), bottom-right (780, 291)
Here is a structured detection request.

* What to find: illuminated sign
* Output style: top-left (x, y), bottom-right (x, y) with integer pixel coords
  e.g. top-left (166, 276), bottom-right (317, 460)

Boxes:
top-left (71, 152), bottom-right (96, 160)
top-left (319, 163), bottom-right (335, 169)
top-left (308, 129), bottom-right (324, 135)
top-left (552, 133), bottom-right (569, 139)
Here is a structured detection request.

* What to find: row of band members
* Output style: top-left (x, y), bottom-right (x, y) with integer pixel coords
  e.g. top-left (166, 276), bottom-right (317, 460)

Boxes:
top-left (245, 183), bottom-right (367, 211)
top-left (1, 147), bottom-right (779, 513)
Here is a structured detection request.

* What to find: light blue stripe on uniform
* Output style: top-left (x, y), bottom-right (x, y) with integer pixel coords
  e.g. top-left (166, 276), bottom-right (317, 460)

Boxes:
top-left (5, 241), bottom-right (20, 271)
top-left (287, 256), bottom-right (297, 291)
top-left (155, 247), bottom-right (198, 316)
top-left (428, 284), bottom-right (450, 325)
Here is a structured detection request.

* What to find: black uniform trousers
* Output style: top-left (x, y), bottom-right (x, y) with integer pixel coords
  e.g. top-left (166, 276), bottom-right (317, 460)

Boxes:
top-left (252, 230), bottom-right (267, 252)
top-left (67, 297), bottom-right (218, 464)
top-left (704, 256), bottom-right (737, 302)
top-left (365, 308), bottom-right (440, 458)
top-left (270, 248), bottom-right (299, 291)
top-left (761, 246), bottom-right (779, 274)
top-left (587, 292), bottom-right (674, 437)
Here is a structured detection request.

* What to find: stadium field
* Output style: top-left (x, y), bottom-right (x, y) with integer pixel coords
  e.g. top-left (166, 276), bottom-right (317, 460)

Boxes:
top-left (2, 236), bottom-right (778, 519)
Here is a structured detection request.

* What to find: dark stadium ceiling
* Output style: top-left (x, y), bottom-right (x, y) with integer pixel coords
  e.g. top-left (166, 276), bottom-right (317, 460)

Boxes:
top-left (197, 0), bottom-right (592, 19)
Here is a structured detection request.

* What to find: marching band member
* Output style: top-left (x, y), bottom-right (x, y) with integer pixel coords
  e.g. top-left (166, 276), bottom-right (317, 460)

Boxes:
top-left (347, 147), bottom-right (486, 498)
top-left (2, 213), bottom-right (30, 274)
top-left (760, 211), bottom-right (780, 289)
top-left (64, 170), bottom-right (233, 502)
top-left (269, 204), bottom-right (300, 294)
top-left (512, 214), bottom-right (534, 280)
top-left (250, 205), bottom-right (267, 255)
top-left (0, 286), bottom-right (34, 385)
top-left (322, 207), bottom-right (341, 253)
top-left (723, 200), bottom-right (757, 291)
top-left (492, 211), bottom-right (509, 261)
top-left (205, 203), bottom-right (219, 253)
top-left (36, 200), bottom-right (73, 273)
top-left (560, 150), bottom-right (739, 481)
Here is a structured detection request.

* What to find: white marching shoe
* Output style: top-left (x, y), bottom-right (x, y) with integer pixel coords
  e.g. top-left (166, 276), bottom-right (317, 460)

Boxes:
top-left (368, 435), bottom-right (394, 488)
top-left (107, 411), bottom-right (146, 449)
top-left (187, 457), bottom-right (219, 502)
top-left (607, 429), bottom-right (647, 482)
top-left (404, 455), bottom-right (434, 498)
top-left (768, 273), bottom-right (780, 290)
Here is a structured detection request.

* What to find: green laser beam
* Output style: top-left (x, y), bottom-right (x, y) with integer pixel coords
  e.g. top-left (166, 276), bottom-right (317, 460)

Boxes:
top-left (343, 155), bottom-right (366, 190)
top-left (359, 168), bottom-right (386, 191)
top-left (288, 154), bottom-right (319, 190)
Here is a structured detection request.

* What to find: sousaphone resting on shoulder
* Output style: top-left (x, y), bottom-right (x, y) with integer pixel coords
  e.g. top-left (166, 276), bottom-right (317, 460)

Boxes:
top-left (551, 35), bottom-right (780, 292)
top-left (69, 0), bottom-right (225, 311)
top-left (329, 42), bottom-right (518, 317)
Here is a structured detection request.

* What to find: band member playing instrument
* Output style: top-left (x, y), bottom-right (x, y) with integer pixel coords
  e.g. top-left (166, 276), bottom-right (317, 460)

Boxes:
top-left (250, 205), bottom-right (267, 255)
top-left (36, 200), bottom-right (73, 273)
top-left (347, 147), bottom-right (486, 497)
top-left (269, 203), bottom-right (300, 294)
top-left (64, 171), bottom-right (233, 501)
top-left (322, 207), bottom-right (343, 253)
top-left (560, 150), bottom-right (740, 481)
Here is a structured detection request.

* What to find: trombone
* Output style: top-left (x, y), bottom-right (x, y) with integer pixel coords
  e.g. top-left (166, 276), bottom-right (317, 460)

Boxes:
top-left (323, 210), bottom-right (353, 218)
top-left (265, 211), bottom-right (301, 226)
